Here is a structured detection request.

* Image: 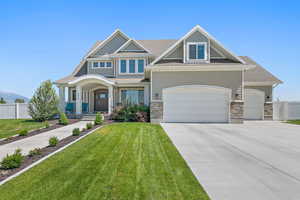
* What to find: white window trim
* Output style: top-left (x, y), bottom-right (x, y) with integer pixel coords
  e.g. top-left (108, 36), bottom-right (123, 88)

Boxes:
top-left (119, 59), bottom-right (145, 75)
top-left (91, 61), bottom-right (113, 69)
top-left (187, 42), bottom-right (208, 61)
top-left (119, 88), bottom-right (145, 104)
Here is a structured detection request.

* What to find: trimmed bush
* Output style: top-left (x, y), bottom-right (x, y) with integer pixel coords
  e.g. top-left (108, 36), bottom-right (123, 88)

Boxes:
top-left (72, 128), bottom-right (80, 136)
top-left (28, 148), bottom-right (41, 157)
top-left (94, 112), bottom-right (103, 125)
top-left (111, 105), bottom-right (150, 122)
top-left (81, 128), bottom-right (86, 132)
top-left (59, 112), bottom-right (69, 125)
top-left (49, 137), bottom-right (59, 147)
top-left (86, 123), bottom-right (93, 130)
top-left (45, 121), bottom-right (50, 128)
top-left (17, 129), bottom-right (28, 136)
top-left (1, 149), bottom-right (23, 169)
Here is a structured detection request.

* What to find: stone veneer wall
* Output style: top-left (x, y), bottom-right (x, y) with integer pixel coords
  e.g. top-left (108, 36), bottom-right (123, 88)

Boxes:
top-left (230, 102), bottom-right (244, 123)
top-left (264, 103), bottom-right (273, 120)
top-left (150, 102), bottom-right (163, 123)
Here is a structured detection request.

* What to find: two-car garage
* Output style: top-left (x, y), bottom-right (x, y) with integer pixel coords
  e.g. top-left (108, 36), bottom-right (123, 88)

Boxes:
top-left (163, 85), bottom-right (231, 123)
top-left (162, 85), bottom-right (265, 123)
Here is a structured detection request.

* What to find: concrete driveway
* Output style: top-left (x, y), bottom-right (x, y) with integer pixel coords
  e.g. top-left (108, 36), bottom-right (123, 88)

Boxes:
top-left (161, 121), bottom-right (300, 200)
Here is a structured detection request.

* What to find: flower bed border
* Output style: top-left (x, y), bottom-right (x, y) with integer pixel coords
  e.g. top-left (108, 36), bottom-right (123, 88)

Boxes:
top-left (0, 122), bottom-right (109, 185)
top-left (0, 119), bottom-right (80, 146)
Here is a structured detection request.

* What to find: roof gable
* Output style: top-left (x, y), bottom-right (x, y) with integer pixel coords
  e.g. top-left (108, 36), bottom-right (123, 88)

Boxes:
top-left (88, 29), bottom-right (130, 57)
top-left (151, 25), bottom-right (245, 65)
top-left (115, 39), bottom-right (150, 53)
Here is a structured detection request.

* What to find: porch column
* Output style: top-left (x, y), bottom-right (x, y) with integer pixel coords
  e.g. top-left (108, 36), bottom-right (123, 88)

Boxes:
top-left (58, 86), bottom-right (65, 113)
top-left (76, 85), bottom-right (82, 115)
top-left (108, 86), bottom-right (113, 114)
top-left (144, 85), bottom-right (150, 106)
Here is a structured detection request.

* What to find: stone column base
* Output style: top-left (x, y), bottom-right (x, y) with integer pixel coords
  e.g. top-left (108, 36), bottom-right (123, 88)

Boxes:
top-left (230, 101), bottom-right (244, 124)
top-left (264, 102), bottom-right (273, 120)
top-left (150, 102), bottom-right (163, 123)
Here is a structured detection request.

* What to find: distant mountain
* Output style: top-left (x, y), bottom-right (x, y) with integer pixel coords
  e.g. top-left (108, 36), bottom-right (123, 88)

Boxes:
top-left (0, 91), bottom-right (29, 103)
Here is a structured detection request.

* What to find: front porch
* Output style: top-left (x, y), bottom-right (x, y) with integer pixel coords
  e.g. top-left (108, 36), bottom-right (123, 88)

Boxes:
top-left (57, 75), bottom-right (115, 116)
top-left (57, 74), bottom-right (150, 117)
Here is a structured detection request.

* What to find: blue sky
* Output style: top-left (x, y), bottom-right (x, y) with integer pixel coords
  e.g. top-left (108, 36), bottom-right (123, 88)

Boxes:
top-left (0, 0), bottom-right (299, 100)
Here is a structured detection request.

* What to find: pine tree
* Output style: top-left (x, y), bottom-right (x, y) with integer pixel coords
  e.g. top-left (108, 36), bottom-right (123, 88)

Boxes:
top-left (28, 80), bottom-right (59, 121)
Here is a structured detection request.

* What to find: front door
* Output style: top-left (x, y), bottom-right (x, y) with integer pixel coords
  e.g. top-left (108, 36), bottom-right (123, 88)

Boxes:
top-left (94, 89), bottom-right (108, 112)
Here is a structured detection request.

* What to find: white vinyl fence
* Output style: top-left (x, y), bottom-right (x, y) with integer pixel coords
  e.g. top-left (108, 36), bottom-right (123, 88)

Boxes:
top-left (273, 101), bottom-right (300, 121)
top-left (0, 103), bottom-right (31, 119)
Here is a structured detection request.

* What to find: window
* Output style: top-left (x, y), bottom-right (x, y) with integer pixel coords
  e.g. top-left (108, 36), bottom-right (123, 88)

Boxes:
top-left (72, 90), bottom-right (76, 101)
top-left (106, 62), bottom-right (112, 67)
top-left (129, 60), bottom-right (135, 73)
top-left (93, 62), bottom-right (99, 68)
top-left (120, 60), bottom-right (127, 73)
top-left (119, 59), bottom-right (145, 74)
top-left (121, 89), bottom-right (144, 105)
top-left (92, 61), bottom-right (112, 68)
top-left (188, 43), bottom-right (207, 60)
top-left (100, 62), bottom-right (105, 67)
top-left (138, 60), bottom-right (144, 73)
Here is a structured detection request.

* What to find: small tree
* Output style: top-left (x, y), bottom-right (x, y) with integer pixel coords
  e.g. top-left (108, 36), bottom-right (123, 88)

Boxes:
top-left (28, 80), bottom-right (59, 121)
top-left (0, 97), bottom-right (6, 104)
top-left (15, 98), bottom-right (25, 103)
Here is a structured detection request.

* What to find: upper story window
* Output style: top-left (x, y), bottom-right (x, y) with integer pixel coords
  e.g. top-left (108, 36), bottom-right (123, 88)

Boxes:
top-left (187, 42), bottom-right (207, 61)
top-left (92, 61), bottom-right (112, 68)
top-left (119, 59), bottom-right (145, 74)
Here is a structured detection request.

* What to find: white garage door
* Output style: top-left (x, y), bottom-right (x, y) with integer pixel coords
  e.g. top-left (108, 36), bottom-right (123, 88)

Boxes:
top-left (244, 89), bottom-right (265, 120)
top-left (163, 85), bottom-right (231, 123)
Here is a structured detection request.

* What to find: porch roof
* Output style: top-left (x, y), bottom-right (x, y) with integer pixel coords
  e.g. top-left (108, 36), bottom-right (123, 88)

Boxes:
top-left (55, 74), bottom-right (148, 86)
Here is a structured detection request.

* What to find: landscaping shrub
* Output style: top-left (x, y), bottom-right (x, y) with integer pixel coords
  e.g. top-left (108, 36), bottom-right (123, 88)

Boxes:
top-left (81, 128), bottom-right (86, 132)
top-left (94, 112), bottom-right (103, 125)
top-left (72, 128), bottom-right (80, 136)
top-left (0, 149), bottom-right (23, 169)
top-left (59, 112), bottom-right (69, 125)
top-left (45, 121), bottom-right (50, 128)
top-left (49, 137), bottom-right (59, 147)
top-left (28, 148), bottom-right (41, 157)
top-left (111, 105), bottom-right (150, 122)
top-left (28, 80), bottom-right (59, 121)
top-left (17, 129), bottom-right (28, 136)
top-left (86, 123), bottom-right (93, 130)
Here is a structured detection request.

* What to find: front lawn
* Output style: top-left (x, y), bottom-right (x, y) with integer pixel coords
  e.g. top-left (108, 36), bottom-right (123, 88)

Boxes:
top-left (286, 120), bottom-right (300, 125)
top-left (0, 119), bottom-right (47, 139)
top-left (0, 123), bottom-right (210, 200)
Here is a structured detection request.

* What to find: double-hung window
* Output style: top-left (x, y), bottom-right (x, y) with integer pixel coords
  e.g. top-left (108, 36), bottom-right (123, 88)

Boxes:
top-left (187, 42), bottom-right (207, 61)
top-left (119, 59), bottom-right (145, 74)
top-left (92, 61), bottom-right (112, 68)
top-left (120, 89), bottom-right (144, 105)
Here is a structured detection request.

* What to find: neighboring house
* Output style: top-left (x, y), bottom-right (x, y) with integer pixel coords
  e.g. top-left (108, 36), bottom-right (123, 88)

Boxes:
top-left (55, 25), bottom-right (282, 123)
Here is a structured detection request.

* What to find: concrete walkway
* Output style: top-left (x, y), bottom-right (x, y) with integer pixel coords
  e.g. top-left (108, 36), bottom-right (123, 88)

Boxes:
top-left (161, 121), bottom-right (300, 200)
top-left (0, 121), bottom-right (90, 160)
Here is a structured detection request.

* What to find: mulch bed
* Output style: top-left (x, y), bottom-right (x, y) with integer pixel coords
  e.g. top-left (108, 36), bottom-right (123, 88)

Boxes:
top-left (0, 119), bottom-right (80, 146)
top-left (0, 122), bottom-right (111, 182)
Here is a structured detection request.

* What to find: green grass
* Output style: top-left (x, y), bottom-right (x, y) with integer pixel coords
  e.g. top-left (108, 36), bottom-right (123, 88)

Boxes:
top-left (0, 123), bottom-right (210, 200)
top-left (0, 119), bottom-right (47, 139)
top-left (286, 120), bottom-right (300, 125)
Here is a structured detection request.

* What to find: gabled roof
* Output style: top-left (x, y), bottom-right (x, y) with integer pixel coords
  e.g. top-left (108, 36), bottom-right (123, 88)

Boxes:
top-left (241, 56), bottom-right (283, 84)
top-left (114, 39), bottom-right (151, 53)
top-left (87, 29), bottom-right (130, 57)
top-left (151, 25), bottom-right (245, 65)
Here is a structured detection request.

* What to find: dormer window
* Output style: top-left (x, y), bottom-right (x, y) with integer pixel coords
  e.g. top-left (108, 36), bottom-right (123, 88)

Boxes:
top-left (187, 42), bottom-right (207, 61)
